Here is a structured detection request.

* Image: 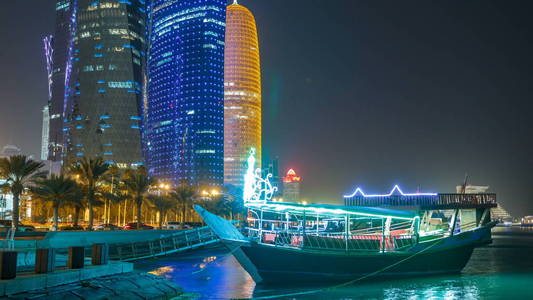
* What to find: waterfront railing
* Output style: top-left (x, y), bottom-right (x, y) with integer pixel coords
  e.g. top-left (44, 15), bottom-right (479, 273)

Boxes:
top-left (109, 226), bottom-right (219, 261)
top-left (247, 228), bottom-right (417, 253)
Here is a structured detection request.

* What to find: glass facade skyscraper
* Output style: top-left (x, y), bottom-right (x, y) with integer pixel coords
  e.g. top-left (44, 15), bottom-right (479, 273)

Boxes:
top-left (49, 0), bottom-right (147, 168)
top-left (146, 0), bottom-right (226, 187)
top-left (224, 2), bottom-right (262, 188)
top-left (48, 0), bottom-right (74, 162)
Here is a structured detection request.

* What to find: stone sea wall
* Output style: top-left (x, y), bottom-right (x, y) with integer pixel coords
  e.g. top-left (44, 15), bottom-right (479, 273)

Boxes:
top-left (3, 272), bottom-right (187, 300)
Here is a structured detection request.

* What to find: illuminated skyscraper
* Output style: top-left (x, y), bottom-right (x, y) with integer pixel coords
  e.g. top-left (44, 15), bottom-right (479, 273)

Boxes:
top-left (48, 1), bottom-right (73, 162)
top-left (47, 0), bottom-right (147, 168)
top-left (66, 0), bottom-right (147, 168)
top-left (224, 1), bottom-right (262, 188)
top-left (145, 0), bottom-right (226, 187)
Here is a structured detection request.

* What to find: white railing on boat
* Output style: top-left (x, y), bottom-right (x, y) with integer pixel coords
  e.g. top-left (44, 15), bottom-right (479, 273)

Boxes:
top-left (247, 228), bottom-right (417, 252)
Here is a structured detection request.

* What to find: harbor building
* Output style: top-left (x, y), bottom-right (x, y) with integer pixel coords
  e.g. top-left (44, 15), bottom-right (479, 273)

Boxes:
top-left (145, 0), bottom-right (226, 187)
top-left (224, 1), bottom-right (262, 188)
top-left (282, 169), bottom-right (301, 203)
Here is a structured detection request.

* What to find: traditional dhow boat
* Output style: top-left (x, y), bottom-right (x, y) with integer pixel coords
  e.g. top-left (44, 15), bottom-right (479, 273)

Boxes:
top-left (195, 149), bottom-right (497, 284)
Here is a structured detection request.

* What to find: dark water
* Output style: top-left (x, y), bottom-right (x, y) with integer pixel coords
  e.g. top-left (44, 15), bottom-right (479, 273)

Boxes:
top-left (135, 227), bottom-right (533, 299)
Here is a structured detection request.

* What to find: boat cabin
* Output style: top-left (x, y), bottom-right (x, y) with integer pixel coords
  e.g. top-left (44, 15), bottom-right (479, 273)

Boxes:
top-left (244, 188), bottom-right (495, 253)
top-left (343, 186), bottom-right (497, 242)
top-left (246, 201), bottom-right (425, 252)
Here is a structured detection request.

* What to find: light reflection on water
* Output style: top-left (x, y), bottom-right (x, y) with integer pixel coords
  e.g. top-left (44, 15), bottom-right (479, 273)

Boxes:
top-left (135, 227), bottom-right (533, 299)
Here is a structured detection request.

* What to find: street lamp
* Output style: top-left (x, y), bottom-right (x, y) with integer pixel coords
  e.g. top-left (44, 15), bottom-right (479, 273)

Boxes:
top-left (200, 189), bottom-right (220, 200)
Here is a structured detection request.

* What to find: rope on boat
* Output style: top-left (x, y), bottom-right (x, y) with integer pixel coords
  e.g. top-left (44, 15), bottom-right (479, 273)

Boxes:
top-left (253, 239), bottom-right (445, 300)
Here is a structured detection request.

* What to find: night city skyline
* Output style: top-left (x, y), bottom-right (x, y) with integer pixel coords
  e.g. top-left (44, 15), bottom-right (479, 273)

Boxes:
top-left (1, 0), bottom-right (532, 216)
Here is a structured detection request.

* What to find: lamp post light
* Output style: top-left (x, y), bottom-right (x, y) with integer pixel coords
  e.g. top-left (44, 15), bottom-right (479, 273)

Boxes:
top-left (200, 189), bottom-right (221, 200)
top-left (157, 183), bottom-right (171, 196)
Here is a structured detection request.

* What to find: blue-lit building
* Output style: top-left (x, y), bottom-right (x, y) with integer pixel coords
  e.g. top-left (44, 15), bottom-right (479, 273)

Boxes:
top-left (47, 1), bottom-right (74, 162)
top-left (145, 0), bottom-right (226, 187)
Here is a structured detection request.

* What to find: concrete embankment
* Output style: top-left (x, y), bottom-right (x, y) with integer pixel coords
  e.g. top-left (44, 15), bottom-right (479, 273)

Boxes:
top-left (2, 271), bottom-right (186, 300)
top-left (37, 229), bottom-right (184, 248)
top-left (2, 230), bottom-right (206, 299)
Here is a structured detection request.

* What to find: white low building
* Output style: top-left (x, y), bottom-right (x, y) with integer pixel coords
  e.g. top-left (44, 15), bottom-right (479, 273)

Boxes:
top-left (0, 180), bottom-right (13, 220)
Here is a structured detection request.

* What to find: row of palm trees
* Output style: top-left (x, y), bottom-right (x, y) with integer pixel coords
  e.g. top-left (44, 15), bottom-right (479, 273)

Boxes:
top-left (0, 155), bottom-right (242, 231)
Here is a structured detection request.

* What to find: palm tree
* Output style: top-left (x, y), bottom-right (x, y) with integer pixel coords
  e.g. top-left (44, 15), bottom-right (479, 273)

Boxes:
top-left (0, 155), bottom-right (46, 230)
top-left (65, 186), bottom-right (85, 227)
top-left (68, 157), bottom-right (109, 230)
top-left (170, 184), bottom-right (196, 223)
top-left (101, 165), bottom-right (122, 224)
top-left (31, 174), bottom-right (79, 231)
top-left (100, 183), bottom-right (128, 225)
top-left (148, 195), bottom-right (175, 229)
top-left (122, 166), bottom-right (155, 228)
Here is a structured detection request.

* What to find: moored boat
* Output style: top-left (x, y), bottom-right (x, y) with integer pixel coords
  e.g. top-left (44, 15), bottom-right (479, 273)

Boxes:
top-left (195, 202), bottom-right (495, 284)
top-left (194, 149), bottom-right (498, 284)
top-left (195, 149), bottom-right (496, 283)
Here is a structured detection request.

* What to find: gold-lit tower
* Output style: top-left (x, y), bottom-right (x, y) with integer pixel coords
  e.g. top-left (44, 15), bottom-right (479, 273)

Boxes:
top-left (224, 1), bottom-right (262, 187)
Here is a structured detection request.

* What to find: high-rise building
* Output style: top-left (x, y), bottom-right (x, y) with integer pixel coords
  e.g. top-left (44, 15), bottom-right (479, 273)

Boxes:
top-left (224, 1), bottom-right (262, 188)
top-left (42, 35), bottom-right (53, 161)
top-left (41, 105), bottom-right (50, 161)
top-left (283, 169), bottom-right (301, 203)
top-left (48, 1), bottom-right (74, 162)
top-left (145, 0), bottom-right (226, 187)
top-left (61, 0), bottom-right (147, 168)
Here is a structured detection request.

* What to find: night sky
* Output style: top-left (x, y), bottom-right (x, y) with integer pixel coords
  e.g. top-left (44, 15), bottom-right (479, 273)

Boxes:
top-left (1, 1), bottom-right (532, 216)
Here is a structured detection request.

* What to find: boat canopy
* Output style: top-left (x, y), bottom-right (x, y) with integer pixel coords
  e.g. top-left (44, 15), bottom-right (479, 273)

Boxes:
top-left (245, 201), bottom-right (417, 220)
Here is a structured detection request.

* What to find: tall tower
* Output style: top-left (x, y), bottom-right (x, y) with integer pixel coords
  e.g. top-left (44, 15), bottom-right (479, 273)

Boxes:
top-left (224, 1), bottom-right (262, 188)
top-left (42, 35), bottom-right (53, 161)
top-left (66, 0), bottom-right (147, 168)
top-left (48, 0), bottom-right (74, 162)
top-left (146, 0), bottom-right (226, 187)
top-left (41, 105), bottom-right (50, 161)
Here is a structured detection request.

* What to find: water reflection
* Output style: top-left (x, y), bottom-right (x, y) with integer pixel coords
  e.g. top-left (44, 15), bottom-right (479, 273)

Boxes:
top-left (147, 266), bottom-right (175, 278)
top-left (135, 227), bottom-right (533, 299)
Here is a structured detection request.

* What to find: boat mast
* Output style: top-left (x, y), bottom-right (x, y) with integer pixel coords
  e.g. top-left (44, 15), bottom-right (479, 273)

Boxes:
top-left (345, 214), bottom-right (349, 251)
